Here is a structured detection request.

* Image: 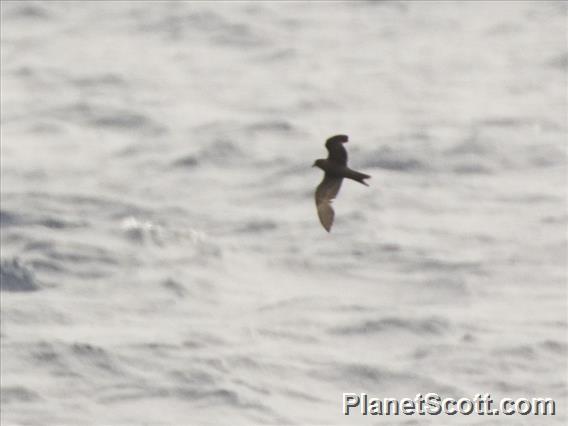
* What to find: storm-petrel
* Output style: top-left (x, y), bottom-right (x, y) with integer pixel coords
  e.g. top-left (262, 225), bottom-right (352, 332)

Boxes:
top-left (312, 134), bottom-right (370, 232)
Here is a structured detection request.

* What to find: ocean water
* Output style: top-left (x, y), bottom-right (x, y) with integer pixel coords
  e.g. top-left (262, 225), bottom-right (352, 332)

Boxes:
top-left (1, 1), bottom-right (566, 425)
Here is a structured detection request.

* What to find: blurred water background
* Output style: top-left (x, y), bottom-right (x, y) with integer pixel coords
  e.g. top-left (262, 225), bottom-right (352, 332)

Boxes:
top-left (1, 1), bottom-right (567, 425)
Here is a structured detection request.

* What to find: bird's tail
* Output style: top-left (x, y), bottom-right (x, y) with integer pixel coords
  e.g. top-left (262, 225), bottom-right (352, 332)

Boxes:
top-left (346, 169), bottom-right (371, 186)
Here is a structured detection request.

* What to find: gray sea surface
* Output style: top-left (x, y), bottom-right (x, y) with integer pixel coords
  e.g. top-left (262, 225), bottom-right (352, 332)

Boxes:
top-left (1, 1), bottom-right (567, 425)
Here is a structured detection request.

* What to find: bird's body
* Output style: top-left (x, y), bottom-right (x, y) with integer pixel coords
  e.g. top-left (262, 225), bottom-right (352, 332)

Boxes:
top-left (313, 135), bottom-right (370, 232)
top-left (313, 160), bottom-right (370, 185)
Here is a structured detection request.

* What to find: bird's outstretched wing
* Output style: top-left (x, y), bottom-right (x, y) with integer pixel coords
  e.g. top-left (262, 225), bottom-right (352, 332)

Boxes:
top-left (325, 134), bottom-right (348, 166)
top-left (315, 175), bottom-right (343, 232)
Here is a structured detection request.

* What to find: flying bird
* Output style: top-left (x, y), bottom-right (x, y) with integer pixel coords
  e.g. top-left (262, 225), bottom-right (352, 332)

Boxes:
top-left (312, 135), bottom-right (370, 232)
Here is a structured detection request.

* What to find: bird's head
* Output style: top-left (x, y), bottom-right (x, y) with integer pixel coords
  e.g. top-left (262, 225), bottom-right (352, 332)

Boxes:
top-left (312, 159), bottom-right (325, 169)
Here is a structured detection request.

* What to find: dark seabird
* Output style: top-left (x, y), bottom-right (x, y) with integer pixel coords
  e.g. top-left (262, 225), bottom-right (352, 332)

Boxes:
top-left (312, 134), bottom-right (370, 232)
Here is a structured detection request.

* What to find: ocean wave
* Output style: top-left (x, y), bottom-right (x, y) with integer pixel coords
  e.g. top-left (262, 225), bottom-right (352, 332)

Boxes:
top-left (199, 138), bottom-right (245, 164)
top-left (136, 6), bottom-right (267, 48)
top-left (30, 342), bottom-right (65, 367)
top-left (71, 342), bottom-right (122, 375)
top-left (98, 384), bottom-right (265, 415)
top-left (330, 316), bottom-right (451, 336)
top-left (236, 220), bottom-right (278, 233)
top-left (14, 236), bottom-right (119, 281)
top-left (540, 340), bottom-right (567, 355)
top-left (70, 72), bottom-right (127, 89)
top-left (0, 209), bottom-right (21, 227)
top-left (0, 208), bottom-right (86, 230)
top-left (27, 241), bottom-right (117, 268)
top-left (170, 137), bottom-right (247, 169)
top-left (445, 119), bottom-right (566, 173)
top-left (171, 154), bottom-right (199, 169)
top-left (309, 362), bottom-right (420, 389)
top-left (0, 386), bottom-right (41, 404)
top-left (121, 216), bottom-right (209, 244)
top-left (0, 258), bottom-right (40, 292)
top-left (493, 344), bottom-right (537, 360)
top-left (4, 191), bottom-right (152, 224)
top-left (91, 112), bottom-right (156, 131)
top-left (2, 2), bottom-right (52, 20)
top-left (361, 116), bottom-right (565, 176)
top-left (257, 328), bottom-right (319, 344)
top-left (27, 257), bottom-right (66, 274)
top-left (50, 101), bottom-right (166, 135)
top-left (21, 341), bottom-right (127, 383)
top-left (120, 216), bottom-right (166, 245)
top-left (245, 119), bottom-right (296, 133)
top-left (161, 278), bottom-right (188, 298)
top-left (496, 340), bottom-right (568, 361)
top-left (136, 8), bottom-right (221, 39)
top-left (450, 162), bottom-right (493, 175)
top-left (541, 214), bottom-right (568, 224)
top-left (547, 52), bottom-right (568, 70)
top-left (361, 146), bottom-right (427, 172)
top-left (119, 216), bottom-right (222, 260)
